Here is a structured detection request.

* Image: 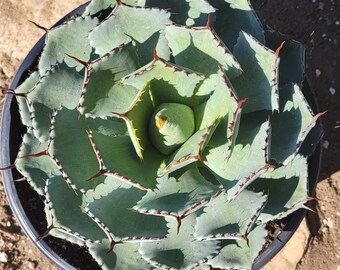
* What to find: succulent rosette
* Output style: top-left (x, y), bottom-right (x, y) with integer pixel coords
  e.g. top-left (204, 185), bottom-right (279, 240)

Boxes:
top-left (11, 0), bottom-right (323, 269)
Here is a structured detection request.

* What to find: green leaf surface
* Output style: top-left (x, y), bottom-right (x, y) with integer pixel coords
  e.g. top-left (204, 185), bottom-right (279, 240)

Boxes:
top-left (298, 121), bottom-right (323, 157)
top-left (39, 16), bottom-right (98, 74)
top-left (164, 25), bottom-right (241, 78)
top-left (83, 0), bottom-right (117, 16)
top-left (158, 120), bottom-right (219, 177)
top-left (144, 0), bottom-right (215, 26)
top-left (140, 214), bottom-right (220, 270)
top-left (208, 224), bottom-right (268, 270)
top-left (15, 130), bottom-right (60, 195)
top-left (89, 4), bottom-right (171, 65)
top-left (90, 130), bottom-right (164, 190)
top-left (124, 59), bottom-right (205, 107)
top-left (27, 62), bottom-right (84, 142)
top-left (194, 67), bottom-right (239, 135)
top-left (134, 164), bottom-right (220, 218)
top-left (79, 43), bottom-right (140, 118)
top-left (194, 190), bottom-right (267, 240)
top-left (49, 108), bottom-right (108, 191)
top-left (270, 83), bottom-right (318, 164)
top-left (29, 62), bottom-right (84, 110)
top-left (265, 30), bottom-right (305, 86)
top-left (113, 82), bottom-right (153, 159)
top-left (15, 71), bottom-right (40, 127)
top-left (44, 176), bottom-right (107, 244)
top-left (87, 239), bottom-right (152, 270)
top-left (232, 32), bottom-right (279, 112)
top-left (86, 183), bottom-right (168, 241)
top-left (204, 114), bottom-right (270, 198)
top-left (29, 102), bottom-right (52, 143)
top-left (47, 227), bottom-right (88, 247)
top-left (250, 155), bottom-right (309, 222)
top-left (208, 0), bottom-right (265, 50)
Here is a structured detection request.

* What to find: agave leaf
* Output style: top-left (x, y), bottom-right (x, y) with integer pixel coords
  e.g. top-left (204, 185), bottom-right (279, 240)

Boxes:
top-left (28, 62), bottom-right (84, 110)
top-left (45, 228), bottom-right (88, 247)
top-left (15, 130), bottom-right (60, 195)
top-left (194, 68), bottom-right (241, 158)
top-left (158, 119), bottom-right (220, 177)
top-left (87, 239), bottom-right (152, 270)
top-left (79, 43), bottom-right (140, 118)
top-left (14, 71), bottom-right (40, 127)
top-left (113, 82), bottom-right (153, 159)
top-left (27, 62), bottom-right (84, 142)
top-left (250, 155), bottom-right (310, 223)
top-left (89, 123), bottom-right (164, 190)
top-left (123, 0), bottom-right (147, 5)
top-left (134, 164), bottom-right (220, 221)
top-left (82, 174), bottom-right (133, 206)
top-left (208, 224), bottom-right (268, 270)
top-left (164, 24), bottom-right (242, 78)
top-left (44, 176), bottom-right (107, 245)
top-left (39, 16), bottom-right (98, 74)
top-left (49, 108), bottom-right (120, 191)
top-left (208, 0), bottom-right (265, 50)
top-left (143, 0), bottom-right (215, 26)
top-left (29, 103), bottom-right (52, 143)
top-left (232, 32), bottom-right (279, 113)
top-left (265, 30), bottom-right (305, 86)
top-left (270, 83), bottom-right (321, 164)
top-left (298, 121), bottom-right (323, 157)
top-left (89, 3), bottom-right (171, 65)
top-left (140, 214), bottom-right (220, 270)
top-left (83, 0), bottom-right (117, 16)
top-left (194, 190), bottom-right (267, 240)
top-left (124, 58), bottom-right (205, 107)
top-left (204, 113), bottom-right (270, 198)
top-left (85, 182), bottom-right (168, 242)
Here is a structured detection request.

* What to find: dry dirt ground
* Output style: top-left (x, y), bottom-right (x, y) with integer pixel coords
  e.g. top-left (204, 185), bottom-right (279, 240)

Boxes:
top-left (0, 0), bottom-right (339, 269)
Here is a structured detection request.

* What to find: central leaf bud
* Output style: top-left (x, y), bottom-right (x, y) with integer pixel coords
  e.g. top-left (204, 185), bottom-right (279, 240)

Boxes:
top-left (149, 103), bottom-right (195, 155)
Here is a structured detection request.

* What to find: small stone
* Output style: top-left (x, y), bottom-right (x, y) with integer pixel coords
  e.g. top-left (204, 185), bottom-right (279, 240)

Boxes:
top-left (327, 218), bottom-right (334, 229)
top-left (315, 69), bottom-right (321, 77)
top-left (322, 140), bottom-right (329, 149)
top-left (6, 221), bottom-right (10, 227)
top-left (336, 21), bottom-right (340, 25)
top-left (27, 261), bottom-right (35, 269)
top-left (0, 252), bottom-right (8, 263)
top-left (329, 87), bottom-right (336, 95)
top-left (0, 238), bottom-right (4, 247)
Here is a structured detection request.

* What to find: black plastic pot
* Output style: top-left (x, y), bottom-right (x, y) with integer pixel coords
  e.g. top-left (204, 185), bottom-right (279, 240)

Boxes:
top-left (0, 3), bottom-right (321, 270)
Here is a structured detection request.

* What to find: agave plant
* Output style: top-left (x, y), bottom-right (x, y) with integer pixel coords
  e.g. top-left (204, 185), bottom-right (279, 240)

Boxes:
top-left (7, 0), bottom-right (323, 269)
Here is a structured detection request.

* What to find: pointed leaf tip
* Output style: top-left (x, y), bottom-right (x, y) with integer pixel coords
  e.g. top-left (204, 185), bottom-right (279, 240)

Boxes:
top-left (153, 47), bottom-right (159, 61)
top-left (275, 41), bottom-right (286, 58)
top-left (206, 14), bottom-right (211, 28)
top-left (28, 20), bottom-right (48, 32)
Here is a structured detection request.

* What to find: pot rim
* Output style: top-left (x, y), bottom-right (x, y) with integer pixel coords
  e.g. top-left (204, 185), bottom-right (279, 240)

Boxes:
top-left (0, 3), bottom-right (322, 270)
